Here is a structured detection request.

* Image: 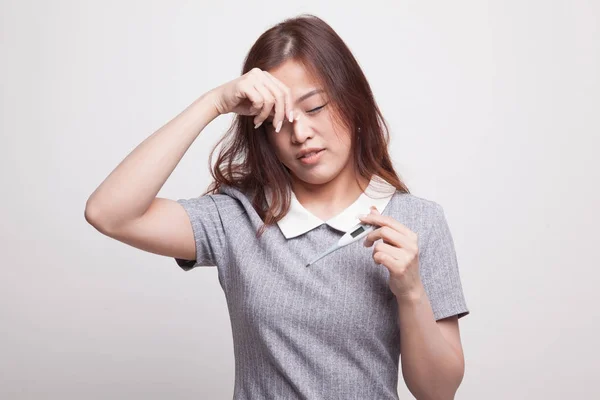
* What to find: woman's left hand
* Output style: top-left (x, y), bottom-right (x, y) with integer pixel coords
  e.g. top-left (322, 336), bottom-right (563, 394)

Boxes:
top-left (358, 206), bottom-right (424, 299)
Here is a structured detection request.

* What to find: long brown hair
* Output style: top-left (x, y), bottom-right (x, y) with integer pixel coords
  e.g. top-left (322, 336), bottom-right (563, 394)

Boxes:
top-left (204, 14), bottom-right (410, 237)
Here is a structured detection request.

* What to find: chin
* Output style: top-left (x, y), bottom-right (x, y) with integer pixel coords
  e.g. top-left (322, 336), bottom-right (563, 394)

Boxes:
top-left (289, 166), bottom-right (344, 186)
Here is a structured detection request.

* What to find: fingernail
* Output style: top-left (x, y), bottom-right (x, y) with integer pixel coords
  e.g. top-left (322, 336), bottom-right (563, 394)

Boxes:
top-left (254, 121), bottom-right (262, 129)
top-left (289, 111), bottom-right (293, 122)
top-left (357, 214), bottom-right (367, 219)
top-left (276, 120), bottom-right (283, 133)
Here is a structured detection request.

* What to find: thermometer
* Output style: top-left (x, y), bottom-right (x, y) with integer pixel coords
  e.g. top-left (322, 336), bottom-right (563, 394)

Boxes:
top-left (305, 222), bottom-right (375, 267)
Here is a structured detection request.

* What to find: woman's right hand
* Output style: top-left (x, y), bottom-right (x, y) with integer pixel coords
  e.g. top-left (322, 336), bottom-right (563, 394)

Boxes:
top-left (209, 67), bottom-right (295, 132)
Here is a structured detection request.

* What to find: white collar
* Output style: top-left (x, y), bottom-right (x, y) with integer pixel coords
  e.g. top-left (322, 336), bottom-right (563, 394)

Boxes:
top-left (265, 175), bottom-right (396, 239)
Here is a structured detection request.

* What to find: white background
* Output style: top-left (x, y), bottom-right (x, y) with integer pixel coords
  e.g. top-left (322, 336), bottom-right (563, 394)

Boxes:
top-left (1, 1), bottom-right (598, 398)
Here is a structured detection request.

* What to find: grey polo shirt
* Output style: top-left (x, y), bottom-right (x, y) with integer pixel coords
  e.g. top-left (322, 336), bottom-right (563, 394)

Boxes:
top-left (174, 177), bottom-right (469, 400)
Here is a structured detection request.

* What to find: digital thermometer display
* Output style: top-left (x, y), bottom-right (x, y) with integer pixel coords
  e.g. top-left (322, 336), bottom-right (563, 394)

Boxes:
top-left (350, 226), bottom-right (365, 238)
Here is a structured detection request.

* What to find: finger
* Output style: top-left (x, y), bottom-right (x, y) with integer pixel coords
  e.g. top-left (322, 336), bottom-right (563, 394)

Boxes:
top-left (255, 72), bottom-right (286, 132)
top-left (373, 241), bottom-right (406, 261)
top-left (251, 83), bottom-right (275, 129)
top-left (367, 226), bottom-right (416, 250)
top-left (364, 225), bottom-right (413, 249)
top-left (358, 212), bottom-right (415, 239)
top-left (263, 71), bottom-right (293, 123)
top-left (372, 251), bottom-right (404, 273)
top-left (241, 82), bottom-right (265, 117)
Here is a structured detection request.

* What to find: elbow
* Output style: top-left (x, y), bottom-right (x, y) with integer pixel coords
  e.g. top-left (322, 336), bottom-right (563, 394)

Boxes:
top-left (409, 384), bottom-right (461, 400)
top-left (84, 201), bottom-right (112, 234)
top-left (405, 358), bottom-right (464, 400)
top-left (84, 202), bottom-right (99, 227)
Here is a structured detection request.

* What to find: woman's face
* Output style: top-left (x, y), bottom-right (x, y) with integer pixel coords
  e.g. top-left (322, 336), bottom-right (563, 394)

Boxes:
top-left (264, 60), bottom-right (354, 186)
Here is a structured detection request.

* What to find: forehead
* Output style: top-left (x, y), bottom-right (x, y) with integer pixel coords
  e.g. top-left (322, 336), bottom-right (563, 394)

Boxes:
top-left (267, 60), bottom-right (322, 97)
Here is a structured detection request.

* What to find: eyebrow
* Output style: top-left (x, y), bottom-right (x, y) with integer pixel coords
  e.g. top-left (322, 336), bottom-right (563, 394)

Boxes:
top-left (295, 89), bottom-right (324, 105)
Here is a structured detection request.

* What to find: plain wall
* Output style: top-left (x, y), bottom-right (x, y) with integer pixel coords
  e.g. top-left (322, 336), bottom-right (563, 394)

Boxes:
top-left (1, 0), bottom-right (598, 398)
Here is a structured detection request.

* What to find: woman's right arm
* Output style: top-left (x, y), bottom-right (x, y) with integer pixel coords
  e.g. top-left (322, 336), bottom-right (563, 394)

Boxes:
top-left (84, 68), bottom-right (294, 262)
top-left (84, 90), bottom-right (221, 261)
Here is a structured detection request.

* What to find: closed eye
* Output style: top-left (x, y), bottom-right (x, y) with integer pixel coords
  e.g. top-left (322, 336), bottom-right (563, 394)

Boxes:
top-left (264, 103), bottom-right (327, 126)
top-left (307, 103), bottom-right (327, 113)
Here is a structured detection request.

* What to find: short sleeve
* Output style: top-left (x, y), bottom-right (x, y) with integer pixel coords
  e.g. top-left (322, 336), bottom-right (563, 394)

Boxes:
top-left (418, 203), bottom-right (470, 321)
top-left (174, 195), bottom-right (227, 271)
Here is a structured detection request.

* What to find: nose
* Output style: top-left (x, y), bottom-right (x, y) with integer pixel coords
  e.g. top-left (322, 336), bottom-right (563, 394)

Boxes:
top-left (290, 112), bottom-right (313, 144)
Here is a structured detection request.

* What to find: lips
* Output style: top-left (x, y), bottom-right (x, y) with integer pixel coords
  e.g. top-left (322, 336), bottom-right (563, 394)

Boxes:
top-left (297, 148), bottom-right (325, 159)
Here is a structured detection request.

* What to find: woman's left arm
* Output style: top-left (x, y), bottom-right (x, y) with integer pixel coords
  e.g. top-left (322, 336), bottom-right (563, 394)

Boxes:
top-left (396, 288), bottom-right (465, 400)
top-left (359, 207), bottom-right (465, 400)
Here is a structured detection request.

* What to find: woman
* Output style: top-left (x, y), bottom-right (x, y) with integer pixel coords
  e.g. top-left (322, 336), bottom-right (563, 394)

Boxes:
top-left (85, 14), bottom-right (469, 400)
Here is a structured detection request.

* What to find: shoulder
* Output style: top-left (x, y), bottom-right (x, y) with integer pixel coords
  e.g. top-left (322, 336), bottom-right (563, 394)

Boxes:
top-left (209, 184), bottom-right (264, 224)
top-left (210, 191), bottom-right (245, 211)
top-left (387, 190), bottom-right (444, 219)
top-left (381, 191), bottom-right (449, 245)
